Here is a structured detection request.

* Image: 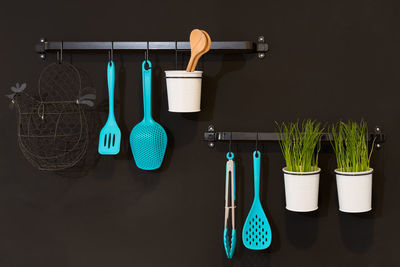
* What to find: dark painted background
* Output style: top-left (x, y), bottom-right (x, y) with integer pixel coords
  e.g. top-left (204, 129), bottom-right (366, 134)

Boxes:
top-left (1, 0), bottom-right (399, 266)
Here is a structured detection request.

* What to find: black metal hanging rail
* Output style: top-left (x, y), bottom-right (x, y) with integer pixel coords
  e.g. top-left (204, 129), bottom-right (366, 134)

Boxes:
top-left (204, 125), bottom-right (386, 149)
top-left (35, 36), bottom-right (269, 60)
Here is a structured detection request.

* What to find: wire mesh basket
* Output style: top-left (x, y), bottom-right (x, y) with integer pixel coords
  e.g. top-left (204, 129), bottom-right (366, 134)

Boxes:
top-left (8, 61), bottom-right (95, 171)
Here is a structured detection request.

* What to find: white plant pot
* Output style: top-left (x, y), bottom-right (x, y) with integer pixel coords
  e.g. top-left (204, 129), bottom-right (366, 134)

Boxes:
top-left (283, 167), bottom-right (321, 212)
top-left (165, 70), bottom-right (202, 113)
top-left (335, 168), bottom-right (373, 213)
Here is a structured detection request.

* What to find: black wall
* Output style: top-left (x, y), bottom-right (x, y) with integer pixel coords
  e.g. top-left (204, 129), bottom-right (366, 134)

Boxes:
top-left (1, 0), bottom-right (399, 266)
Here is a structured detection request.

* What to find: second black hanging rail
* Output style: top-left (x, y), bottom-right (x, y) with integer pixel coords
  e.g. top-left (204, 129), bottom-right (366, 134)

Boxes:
top-left (204, 125), bottom-right (386, 149)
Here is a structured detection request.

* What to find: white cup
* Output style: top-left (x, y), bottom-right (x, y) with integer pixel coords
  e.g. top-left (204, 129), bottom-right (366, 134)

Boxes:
top-left (165, 70), bottom-right (203, 112)
top-left (335, 168), bottom-right (373, 213)
top-left (283, 167), bottom-right (321, 212)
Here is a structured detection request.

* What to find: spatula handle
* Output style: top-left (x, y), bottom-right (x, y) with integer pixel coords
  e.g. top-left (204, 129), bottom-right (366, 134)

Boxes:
top-left (142, 60), bottom-right (152, 122)
top-left (107, 61), bottom-right (115, 121)
top-left (253, 151), bottom-right (261, 200)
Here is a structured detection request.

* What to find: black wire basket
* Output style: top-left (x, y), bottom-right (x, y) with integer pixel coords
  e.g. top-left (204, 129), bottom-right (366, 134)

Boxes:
top-left (8, 61), bottom-right (95, 171)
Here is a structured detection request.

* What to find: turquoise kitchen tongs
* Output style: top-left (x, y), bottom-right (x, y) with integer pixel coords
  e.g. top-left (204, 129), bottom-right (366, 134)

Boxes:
top-left (223, 152), bottom-right (236, 259)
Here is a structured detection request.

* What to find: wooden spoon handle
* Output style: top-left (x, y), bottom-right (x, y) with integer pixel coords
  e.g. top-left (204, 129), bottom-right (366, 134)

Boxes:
top-left (189, 53), bottom-right (201, 72)
top-left (186, 54), bottom-right (196, 72)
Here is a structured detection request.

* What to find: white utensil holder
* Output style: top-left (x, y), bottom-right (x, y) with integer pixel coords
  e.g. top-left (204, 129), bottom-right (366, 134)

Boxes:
top-left (283, 167), bottom-right (321, 212)
top-left (165, 70), bottom-right (202, 113)
top-left (335, 168), bottom-right (373, 213)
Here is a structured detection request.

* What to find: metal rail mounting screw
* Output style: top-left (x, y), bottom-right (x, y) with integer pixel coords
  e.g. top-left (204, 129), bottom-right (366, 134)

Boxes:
top-left (208, 125), bottom-right (215, 148)
top-left (257, 36), bottom-right (266, 59)
top-left (39, 38), bottom-right (46, 60)
top-left (374, 126), bottom-right (382, 149)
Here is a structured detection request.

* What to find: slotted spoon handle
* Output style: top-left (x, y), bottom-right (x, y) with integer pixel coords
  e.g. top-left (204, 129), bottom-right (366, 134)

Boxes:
top-left (253, 151), bottom-right (261, 200)
top-left (107, 61), bottom-right (116, 122)
top-left (142, 60), bottom-right (152, 122)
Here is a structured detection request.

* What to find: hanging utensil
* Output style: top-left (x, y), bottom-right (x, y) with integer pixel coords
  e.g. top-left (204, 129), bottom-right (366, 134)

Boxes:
top-left (98, 60), bottom-right (121, 155)
top-left (185, 29), bottom-right (208, 72)
top-left (224, 151), bottom-right (236, 259)
top-left (189, 30), bottom-right (211, 72)
top-left (242, 150), bottom-right (272, 250)
top-left (130, 60), bottom-right (167, 170)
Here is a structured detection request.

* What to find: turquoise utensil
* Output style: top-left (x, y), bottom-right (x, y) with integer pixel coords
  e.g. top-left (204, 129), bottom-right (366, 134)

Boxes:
top-left (130, 60), bottom-right (167, 170)
top-left (98, 61), bottom-right (121, 155)
top-left (242, 151), bottom-right (272, 250)
top-left (223, 152), bottom-right (236, 259)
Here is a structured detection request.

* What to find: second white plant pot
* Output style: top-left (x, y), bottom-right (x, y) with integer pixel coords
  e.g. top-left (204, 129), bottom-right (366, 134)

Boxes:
top-left (335, 168), bottom-right (373, 213)
top-left (283, 167), bottom-right (321, 212)
top-left (165, 70), bottom-right (203, 113)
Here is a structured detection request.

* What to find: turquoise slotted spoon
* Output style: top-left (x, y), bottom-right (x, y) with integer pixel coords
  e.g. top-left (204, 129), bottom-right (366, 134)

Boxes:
top-left (130, 60), bottom-right (167, 170)
top-left (242, 151), bottom-right (272, 250)
top-left (98, 61), bottom-right (121, 155)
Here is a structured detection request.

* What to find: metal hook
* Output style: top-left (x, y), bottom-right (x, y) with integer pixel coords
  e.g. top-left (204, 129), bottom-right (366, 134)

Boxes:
top-left (144, 41), bottom-right (149, 61)
top-left (255, 132), bottom-right (259, 151)
top-left (37, 102), bottom-right (45, 120)
top-left (144, 41), bottom-right (150, 70)
top-left (229, 132), bottom-right (232, 153)
top-left (57, 41), bottom-right (63, 63)
top-left (108, 41), bottom-right (114, 62)
top-left (175, 41), bottom-right (178, 70)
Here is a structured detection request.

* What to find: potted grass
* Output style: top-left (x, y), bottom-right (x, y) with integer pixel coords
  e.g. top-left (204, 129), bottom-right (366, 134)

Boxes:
top-left (276, 120), bottom-right (324, 212)
top-left (331, 120), bottom-right (375, 213)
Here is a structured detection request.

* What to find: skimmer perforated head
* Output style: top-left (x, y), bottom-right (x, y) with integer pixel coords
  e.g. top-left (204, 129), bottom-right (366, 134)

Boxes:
top-left (130, 60), bottom-right (167, 170)
top-left (242, 151), bottom-right (272, 250)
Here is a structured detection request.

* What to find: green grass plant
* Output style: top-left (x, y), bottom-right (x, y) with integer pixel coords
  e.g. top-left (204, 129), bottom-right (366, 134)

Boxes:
top-left (276, 120), bottom-right (323, 172)
top-left (331, 120), bottom-right (374, 172)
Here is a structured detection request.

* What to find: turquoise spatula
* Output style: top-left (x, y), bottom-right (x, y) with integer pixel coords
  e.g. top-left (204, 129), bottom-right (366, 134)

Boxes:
top-left (130, 60), bottom-right (167, 170)
top-left (98, 61), bottom-right (121, 155)
top-left (242, 151), bottom-right (272, 250)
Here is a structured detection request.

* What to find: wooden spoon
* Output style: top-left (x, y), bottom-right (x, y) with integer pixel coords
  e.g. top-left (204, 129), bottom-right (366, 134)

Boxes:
top-left (190, 30), bottom-right (211, 72)
top-left (186, 29), bottom-right (207, 72)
